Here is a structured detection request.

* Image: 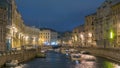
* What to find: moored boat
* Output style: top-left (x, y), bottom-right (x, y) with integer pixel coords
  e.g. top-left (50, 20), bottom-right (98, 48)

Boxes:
top-left (70, 53), bottom-right (81, 61)
top-left (5, 60), bottom-right (19, 67)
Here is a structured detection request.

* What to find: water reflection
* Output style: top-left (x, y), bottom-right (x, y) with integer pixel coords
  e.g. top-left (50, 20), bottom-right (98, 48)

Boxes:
top-left (8, 51), bottom-right (120, 68)
top-left (74, 57), bottom-right (120, 68)
top-left (75, 60), bottom-right (96, 68)
top-left (102, 61), bottom-right (120, 68)
top-left (96, 58), bottom-right (120, 68)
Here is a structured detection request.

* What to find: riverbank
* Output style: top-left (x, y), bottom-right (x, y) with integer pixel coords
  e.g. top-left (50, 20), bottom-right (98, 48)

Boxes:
top-left (23, 51), bottom-right (120, 68)
top-left (78, 47), bottom-right (120, 63)
top-left (0, 49), bottom-right (37, 67)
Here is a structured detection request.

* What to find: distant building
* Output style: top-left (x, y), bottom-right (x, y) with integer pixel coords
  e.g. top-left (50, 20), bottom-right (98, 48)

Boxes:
top-left (39, 28), bottom-right (58, 46)
top-left (72, 24), bottom-right (84, 47)
top-left (24, 26), bottom-right (40, 46)
top-left (60, 31), bottom-right (72, 46)
top-left (85, 13), bottom-right (96, 47)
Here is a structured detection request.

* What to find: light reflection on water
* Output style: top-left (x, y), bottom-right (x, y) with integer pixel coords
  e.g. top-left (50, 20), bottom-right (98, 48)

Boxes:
top-left (13, 51), bottom-right (120, 68)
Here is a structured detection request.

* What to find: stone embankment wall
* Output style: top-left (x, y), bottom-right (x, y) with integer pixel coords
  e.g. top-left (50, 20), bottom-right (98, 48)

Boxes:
top-left (79, 48), bottom-right (120, 62)
top-left (0, 49), bottom-right (38, 67)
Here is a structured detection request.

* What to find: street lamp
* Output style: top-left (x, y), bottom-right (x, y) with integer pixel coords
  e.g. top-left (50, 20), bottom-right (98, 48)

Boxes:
top-left (110, 31), bottom-right (114, 39)
top-left (109, 30), bottom-right (115, 46)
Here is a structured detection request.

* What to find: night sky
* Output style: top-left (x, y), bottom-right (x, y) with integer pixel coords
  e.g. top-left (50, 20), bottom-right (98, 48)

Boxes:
top-left (16, 0), bottom-right (105, 32)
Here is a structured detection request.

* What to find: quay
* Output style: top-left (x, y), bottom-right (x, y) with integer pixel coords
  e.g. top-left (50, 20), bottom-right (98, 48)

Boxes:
top-left (0, 48), bottom-right (40, 67)
top-left (61, 46), bottom-right (120, 63)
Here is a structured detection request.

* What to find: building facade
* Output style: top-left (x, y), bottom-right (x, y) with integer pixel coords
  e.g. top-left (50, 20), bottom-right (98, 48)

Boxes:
top-left (0, 0), bottom-right (8, 51)
top-left (39, 28), bottom-right (58, 46)
top-left (0, 0), bottom-right (40, 51)
top-left (85, 13), bottom-right (96, 47)
top-left (94, 0), bottom-right (113, 48)
top-left (60, 31), bottom-right (72, 46)
top-left (72, 25), bottom-right (84, 47)
top-left (111, 0), bottom-right (120, 47)
top-left (6, 0), bottom-right (40, 50)
top-left (24, 26), bottom-right (40, 46)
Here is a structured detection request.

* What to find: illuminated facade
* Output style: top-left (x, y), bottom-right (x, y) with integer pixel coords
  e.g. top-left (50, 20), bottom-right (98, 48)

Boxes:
top-left (85, 13), bottom-right (96, 47)
top-left (10, 0), bottom-right (24, 49)
top-left (72, 25), bottom-right (84, 47)
top-left (51, 31), bottom-right (58, 45)
top-left (9, 0), bottom-right (40, 50)
top-left (39, 29), bottom-right (58, 46)
top-left (60, 31), bottom-right (72, 46)
top-left (24, 26), bottom-right (40, 46)
top-left (94, 0), bottom-right (113, 48)
top-left (111, 0), bottom-right (120, 47)
top-left (0, 0), bottom-right (40, 51)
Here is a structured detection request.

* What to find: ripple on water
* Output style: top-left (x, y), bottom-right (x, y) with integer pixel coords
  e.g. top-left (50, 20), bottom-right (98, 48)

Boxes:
top-left (23, 51), bottom-right (120, 68)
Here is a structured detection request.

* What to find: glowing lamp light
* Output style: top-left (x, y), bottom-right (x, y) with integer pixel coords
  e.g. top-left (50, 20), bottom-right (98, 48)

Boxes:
top-left (110, 30), bottom-right (114, 39)
top-left (12, 27), bottom-right (18, 33)
top-left (80, 34), bottom-right (84, 40)
top-left (80, 34), bottom-right (83, 38)
top-left (75, 35), bottom-right (77, 41)
top-left (51, 42), bottom-right (56, 45)
top-left (88, 33), bottom-right (92, 37)
top-left (33, 37), bottom-right (36, 41)
top-left (25, 36), bottom-right (29, 41)
top-left (51, 42), bottom-right (58, 45)
top-left (44, 42), bottom-right (49, 45)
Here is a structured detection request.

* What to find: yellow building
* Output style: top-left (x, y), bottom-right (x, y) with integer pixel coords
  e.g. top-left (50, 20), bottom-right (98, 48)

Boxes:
top-left (6, 0), bottom-right (25, 50)
top-left (0, 0), bottom-right (40, 51)
top-left (111, 1), bottom-right (120, 47)
top-left (39, 28), bottom-right (58, 46)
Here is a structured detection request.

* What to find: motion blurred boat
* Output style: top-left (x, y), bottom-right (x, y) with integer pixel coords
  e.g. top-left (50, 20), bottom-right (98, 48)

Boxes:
top-left (80, 54), bottom-right (96, 61)
top-left (80, 51), bottom-right (90, 55)
top-left (70, 53), bottom-right (81, 61)
top-left (5, 60), bottom-right (19, 67)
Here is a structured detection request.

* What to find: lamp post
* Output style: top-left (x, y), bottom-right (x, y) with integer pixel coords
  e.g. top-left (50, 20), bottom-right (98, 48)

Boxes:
top-left (109, 30), bottom-right (115, 48)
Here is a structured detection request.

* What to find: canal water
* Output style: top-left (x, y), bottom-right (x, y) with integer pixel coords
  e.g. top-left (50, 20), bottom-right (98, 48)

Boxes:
top-left (22, 51), bottom-right (120, 68)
